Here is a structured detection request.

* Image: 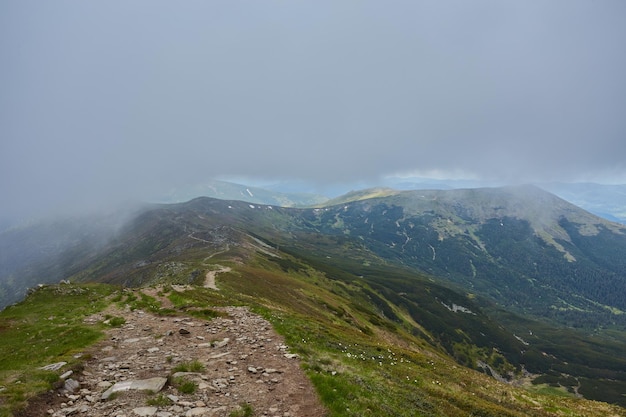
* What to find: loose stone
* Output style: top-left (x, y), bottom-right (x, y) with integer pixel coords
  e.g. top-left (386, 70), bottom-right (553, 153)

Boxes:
top-left (132, 406), bottom-right (158, 416)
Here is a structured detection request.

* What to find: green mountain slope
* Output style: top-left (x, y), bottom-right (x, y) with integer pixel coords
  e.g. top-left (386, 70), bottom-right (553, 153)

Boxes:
top-left (49, 192), bottom-right (626, 406)
top-left (287, 185), bottom-right (626, 328)
top-left (3, 186), bottom-right (626, 413)
top-left (1, 249), bottom-right (625, 416)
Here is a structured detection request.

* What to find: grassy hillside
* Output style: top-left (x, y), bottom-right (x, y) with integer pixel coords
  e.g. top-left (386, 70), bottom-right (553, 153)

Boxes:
top-left (2, 252), bottom-right (625, 416)
top-left (0, 283), bottom-right (117, 416)
top-left (4, 189), bottom-right (626, 414)
top-left (284, 187), bottom-right (626, 329)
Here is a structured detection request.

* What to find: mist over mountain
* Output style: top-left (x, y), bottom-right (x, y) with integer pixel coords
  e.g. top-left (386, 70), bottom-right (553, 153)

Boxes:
top-left (3, 181), bottom-right (626, 311)
top-left (0, 205), bottom-right (146, 306)
top-left (3, 2), bottom-right (626, 413)
top-left (539, 182), bottom-right (626, 224)
top-left (158, 179), bottom-right (328, 207)
top-left (155, 177), bottom-right (626, 225)
top-left (4, 183), bottom-right (626, 332)
top-left (338, 177), bottom-right (626, 225)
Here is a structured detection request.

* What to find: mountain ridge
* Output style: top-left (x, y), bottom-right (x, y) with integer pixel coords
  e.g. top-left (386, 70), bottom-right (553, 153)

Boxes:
top-left (383, 185), bottom-right (624, 259)
top-left (158, 179), bottom-right (328, 208)
top-left (284, 186), bottom-right (626, 326)
top-left (3, 185), bottom-right (626, 413)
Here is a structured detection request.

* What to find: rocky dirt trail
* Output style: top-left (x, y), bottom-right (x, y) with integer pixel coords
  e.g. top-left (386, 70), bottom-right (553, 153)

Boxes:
top-left (203, 267), bottom-right (231, 291)
top-left (25, 302), bottom-right (328, 417)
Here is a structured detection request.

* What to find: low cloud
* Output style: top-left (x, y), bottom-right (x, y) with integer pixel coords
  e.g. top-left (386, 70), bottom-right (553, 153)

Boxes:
top-left (1, 1), bottom-right (625, 224)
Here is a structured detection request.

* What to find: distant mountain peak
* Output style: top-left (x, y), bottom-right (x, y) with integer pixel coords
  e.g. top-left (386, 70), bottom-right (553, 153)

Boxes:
top-left (320, 187), bottom-right (400, 206)
top-left (325, 185), bottom-right (626, 263)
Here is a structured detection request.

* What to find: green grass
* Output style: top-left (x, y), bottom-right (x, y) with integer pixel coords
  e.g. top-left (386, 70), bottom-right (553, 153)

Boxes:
top-left (172, 360), bottom-right (205, 373)
top-left (527, 384), bottom-right (574, 398)
top-left (0, 283), bottom-right (116, 416)
top-left (116, 289), bottom-right (181, 316)
top-left (166, 287), bottom-right (229, 320)
top-left (168, 287), bottom-right (229, 309)
top-left (146, 393), bottom-right (173, 406)
top-left (105, 315), bottom-right (126, 327)
top-left (3, 253), bottom-right (626, 417)
top-left (216, 257), bottom-right (626, 417)
top-left (229, 402), bottom-right (254, 417)
top-left (120, 291), bottom-right (163, 314)
top-left (171, 376), bottom-right (197, 394)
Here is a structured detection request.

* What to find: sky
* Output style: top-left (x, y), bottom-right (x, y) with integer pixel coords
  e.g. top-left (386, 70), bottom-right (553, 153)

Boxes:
top-left (2, 1), bottom-right (626, 223)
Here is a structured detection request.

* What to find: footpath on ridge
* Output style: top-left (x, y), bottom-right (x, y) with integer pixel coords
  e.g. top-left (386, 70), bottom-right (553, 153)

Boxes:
top-left (22, 300), bottom-right (328, 417)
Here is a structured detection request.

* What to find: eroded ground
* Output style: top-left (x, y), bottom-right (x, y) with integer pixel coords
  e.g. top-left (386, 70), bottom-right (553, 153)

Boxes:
top-left (22, 302), bottom-right (327, 417)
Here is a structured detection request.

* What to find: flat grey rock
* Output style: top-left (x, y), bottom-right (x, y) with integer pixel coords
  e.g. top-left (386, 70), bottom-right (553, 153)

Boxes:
top-left (132, 406), bottom-right (158, 416)
top-left (101, 377), bottom-right (167, 400)
top-left (185, 408), bottom-right (212, 417)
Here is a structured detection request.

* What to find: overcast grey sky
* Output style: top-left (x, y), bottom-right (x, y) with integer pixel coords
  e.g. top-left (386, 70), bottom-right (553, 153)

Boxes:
top-left (2, 1), bottom-right (626, 221)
